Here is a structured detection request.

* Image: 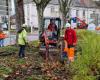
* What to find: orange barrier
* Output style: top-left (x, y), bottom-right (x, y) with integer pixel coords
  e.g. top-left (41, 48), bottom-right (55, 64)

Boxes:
top-left (0, 33), bottom-right (7, 39)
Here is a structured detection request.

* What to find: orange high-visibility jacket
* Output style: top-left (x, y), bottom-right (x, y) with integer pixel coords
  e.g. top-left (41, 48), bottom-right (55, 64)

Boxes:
top-left (0, 33), bottom-right (7, 39)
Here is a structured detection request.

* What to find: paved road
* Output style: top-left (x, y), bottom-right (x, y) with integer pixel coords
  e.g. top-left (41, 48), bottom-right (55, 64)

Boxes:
top-left (4, 33), bottom-right (39, 46)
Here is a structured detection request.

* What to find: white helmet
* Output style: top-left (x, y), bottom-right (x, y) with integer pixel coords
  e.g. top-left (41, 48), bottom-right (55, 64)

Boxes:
top-left (65, 23), bottom-right (71, 28)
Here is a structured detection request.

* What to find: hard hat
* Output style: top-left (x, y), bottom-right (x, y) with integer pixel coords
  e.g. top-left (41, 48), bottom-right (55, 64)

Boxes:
top-left (65, 23), bottom-right (71, 28)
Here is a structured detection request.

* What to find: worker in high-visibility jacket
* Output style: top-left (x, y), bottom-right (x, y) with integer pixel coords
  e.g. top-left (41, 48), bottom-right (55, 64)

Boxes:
top-left (0, 29), bottom-right (7, 47)
top-left (64, 23), bottom-right (77, 62)
top-left (17, 24), bottom-right (28, 58)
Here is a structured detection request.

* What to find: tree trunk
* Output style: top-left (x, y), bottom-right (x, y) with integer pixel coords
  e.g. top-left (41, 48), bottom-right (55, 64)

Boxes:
top-left (33, 0), bottom-right (51, 40)
top-left (15, 0), bottom-right (25, 45)
top-left (16, 4), bottom-right (21, 31)
top-left (6, 0), bottom-right (9, 30)
top-left (62, 13), bottom-right (67, 27)
top-left (37, 6), bottom-right (44, 38)
top-left (16, 0), bottom-right (25, 31)
top-left (59, 0), bottom-right (72, 27)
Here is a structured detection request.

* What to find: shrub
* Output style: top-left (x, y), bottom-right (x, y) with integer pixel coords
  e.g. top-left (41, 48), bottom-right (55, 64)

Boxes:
top-left (71, 30), bottom-right (100, 80)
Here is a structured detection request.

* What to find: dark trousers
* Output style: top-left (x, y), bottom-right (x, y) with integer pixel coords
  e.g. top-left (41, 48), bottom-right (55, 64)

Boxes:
top-left (19, 45), bottom-right (26, 58)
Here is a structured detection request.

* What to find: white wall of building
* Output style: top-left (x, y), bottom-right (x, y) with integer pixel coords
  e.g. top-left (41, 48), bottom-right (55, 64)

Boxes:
top-left (24, 3), bottom-right (38, 28)
top-left (71, 9), bottom-right (76, 17)
top-left (24, 3), bottom-right (60, 28)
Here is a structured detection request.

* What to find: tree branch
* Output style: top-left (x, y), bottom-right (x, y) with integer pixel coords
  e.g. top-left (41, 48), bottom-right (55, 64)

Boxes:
top-left (43, 0), bottom-right (51, 8)
top-left (33, 0), bottom-right (41, 4)
top-left (33, 0), bottom-right (51, 10)
top-left (59, 0), bottom-right (72, 26)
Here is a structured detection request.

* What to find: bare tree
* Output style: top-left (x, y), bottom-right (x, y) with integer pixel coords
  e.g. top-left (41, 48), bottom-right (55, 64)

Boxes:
top-left (32, 0), bottom-right (51, 35)
top-left (58, 0), bottom-right (72, 27)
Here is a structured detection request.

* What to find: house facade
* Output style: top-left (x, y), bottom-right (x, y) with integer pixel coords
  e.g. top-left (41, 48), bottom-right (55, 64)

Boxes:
top-left (24, 0), bottom-right (60, 28)
top-left (0, 0), bottom-right (13, 30)
top-left (70, 0), bottom-right (100, 26)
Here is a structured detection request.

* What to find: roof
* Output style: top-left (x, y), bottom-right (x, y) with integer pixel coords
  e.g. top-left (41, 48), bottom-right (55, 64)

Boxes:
top-left (71, 0), bottom-right (98, 8)
top-left (24, 0), bottom-right (98, 8)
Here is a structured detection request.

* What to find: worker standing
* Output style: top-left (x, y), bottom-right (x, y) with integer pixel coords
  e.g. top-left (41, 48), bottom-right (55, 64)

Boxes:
top-left (64, 23), bottom-right (77, 62)
top-left (17, 24), bottom-right (28, 58)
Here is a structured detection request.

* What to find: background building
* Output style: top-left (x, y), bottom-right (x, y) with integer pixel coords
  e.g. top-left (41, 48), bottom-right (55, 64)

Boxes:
top-left (71, 0), bottom-right (100, 26)
top-left (0, 0), bottom-right (14, 30)
top-left (24, 0), bottom-right (60, 29)
top-left (24, 0), bottom-right (100, 30)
